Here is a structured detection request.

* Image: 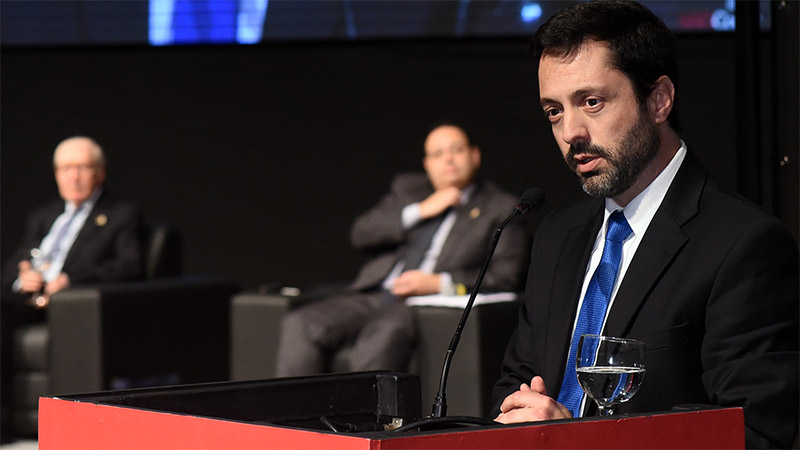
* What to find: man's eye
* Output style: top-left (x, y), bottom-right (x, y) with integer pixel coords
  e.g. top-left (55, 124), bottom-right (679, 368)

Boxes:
top-left (544, 108), bottom-right (561, 118)
top-left (586, 98), bottom-right (600, 107)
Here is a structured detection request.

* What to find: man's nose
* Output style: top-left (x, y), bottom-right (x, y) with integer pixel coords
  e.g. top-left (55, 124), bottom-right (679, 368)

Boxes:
top-left (560, 112), bottom-right (589, 147)
top-left (441, 150), bottom-right (457, 162)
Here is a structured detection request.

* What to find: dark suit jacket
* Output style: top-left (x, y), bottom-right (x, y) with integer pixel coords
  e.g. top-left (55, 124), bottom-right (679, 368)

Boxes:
top-left (492, 152), bottom-right (799, 449)
top-left (349, 173), bottom-right (531, 294)
top-left (3, 191), bottom-right (145, 290)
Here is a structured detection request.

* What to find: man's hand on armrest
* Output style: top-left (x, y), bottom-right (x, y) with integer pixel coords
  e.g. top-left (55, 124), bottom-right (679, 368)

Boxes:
top-left (391, 270), bottom-right (441, 297)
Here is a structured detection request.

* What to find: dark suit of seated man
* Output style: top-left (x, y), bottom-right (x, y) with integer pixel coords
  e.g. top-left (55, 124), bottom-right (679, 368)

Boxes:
top-left (275, 123), bottom-right (531, 376)
top-left (1, 136), bottom-right (144, 442)
top-left (491, 2), bottom-right (799, 449)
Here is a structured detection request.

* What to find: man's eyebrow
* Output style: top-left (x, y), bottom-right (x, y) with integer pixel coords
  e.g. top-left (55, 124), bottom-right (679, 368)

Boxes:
top-left (571, 88), bottom-right (593, 99)
top-left (540, 88), bottom-right (595, 107)
top-left (540, 97), bottom-right (558, 107)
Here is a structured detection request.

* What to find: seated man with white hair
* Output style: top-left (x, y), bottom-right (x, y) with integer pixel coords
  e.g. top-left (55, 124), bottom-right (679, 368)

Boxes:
top-left (1, 136), bottom-right (145, 442)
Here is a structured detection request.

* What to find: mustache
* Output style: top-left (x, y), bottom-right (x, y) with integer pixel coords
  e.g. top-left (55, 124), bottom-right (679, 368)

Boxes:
top-left (565, 143), bottom-right (611, 170)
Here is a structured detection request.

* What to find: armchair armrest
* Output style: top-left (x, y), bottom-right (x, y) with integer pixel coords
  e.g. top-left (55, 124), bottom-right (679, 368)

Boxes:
top-left (230, 284), bottom-right (346, 381)
top-left (411, 297), bottom-right (520, 418)
top-left (230, 293), bottom-right (293, 381)
top-left (48, 275), bottom-right (240, 395)
top-left (230, 289), bottom-right (521, 419)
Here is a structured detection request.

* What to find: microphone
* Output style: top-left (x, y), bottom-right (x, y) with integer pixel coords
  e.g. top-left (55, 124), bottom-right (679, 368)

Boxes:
top-left (514, 187), bottom-right (546, 216)
top-left (430, 187), bottom-right (545, 419)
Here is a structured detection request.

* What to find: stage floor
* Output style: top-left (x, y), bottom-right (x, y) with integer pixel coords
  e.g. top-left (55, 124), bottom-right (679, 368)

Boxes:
top-left (0, 438), bottom-right (36, 450)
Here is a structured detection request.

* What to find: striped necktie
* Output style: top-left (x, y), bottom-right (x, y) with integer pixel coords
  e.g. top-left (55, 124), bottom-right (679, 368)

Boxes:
top-left (43, 206), bottom-right (82, 264)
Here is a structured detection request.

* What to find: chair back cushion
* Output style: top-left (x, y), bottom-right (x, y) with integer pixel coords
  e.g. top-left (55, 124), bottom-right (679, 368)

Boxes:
top-left (145, 223), bottom-right (182, 279)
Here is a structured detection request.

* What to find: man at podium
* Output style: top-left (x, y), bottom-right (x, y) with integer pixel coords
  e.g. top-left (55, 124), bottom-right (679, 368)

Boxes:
top-left (492, 1), bottom-right (799, 449)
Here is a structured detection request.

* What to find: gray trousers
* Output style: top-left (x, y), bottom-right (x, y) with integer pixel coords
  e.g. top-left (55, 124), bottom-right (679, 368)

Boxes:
top-left (275, 290), bottom-right (415, 377)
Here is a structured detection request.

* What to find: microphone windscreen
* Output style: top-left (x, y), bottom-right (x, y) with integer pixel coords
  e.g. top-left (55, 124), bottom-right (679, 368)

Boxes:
top-left (518, 187), bottom-right (545, 215)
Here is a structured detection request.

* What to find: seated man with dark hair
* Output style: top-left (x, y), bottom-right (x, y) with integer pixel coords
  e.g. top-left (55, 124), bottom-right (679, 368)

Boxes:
top-left (275, 123), bottom-right (531, 376)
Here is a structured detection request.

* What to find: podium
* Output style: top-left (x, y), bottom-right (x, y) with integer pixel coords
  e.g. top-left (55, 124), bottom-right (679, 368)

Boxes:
top-left (39, 371), bottom-right (745, 449)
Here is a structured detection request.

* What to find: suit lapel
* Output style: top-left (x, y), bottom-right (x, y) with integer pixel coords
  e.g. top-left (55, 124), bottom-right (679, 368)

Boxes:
top-left (435, 183), bottom-right (483, 268)
top-left (542, 201), bottom-right (604, 391)
top-left (41, 203), bottom-right (66, 239)
top-left (604, 211), bottom-right (687, 337)
top-left (604, 152), bottom-right (706, 337)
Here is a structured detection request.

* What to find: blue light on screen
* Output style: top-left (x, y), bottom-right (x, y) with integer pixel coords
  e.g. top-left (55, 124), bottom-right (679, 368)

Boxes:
top-left (520, 3), bottom-right (543, 24)
top-left (149, 0), bottom-right (268, 46)
top-left (0, 0), bottom-right (771, 48)
top-left (710, 0), bottom-right (735, 31)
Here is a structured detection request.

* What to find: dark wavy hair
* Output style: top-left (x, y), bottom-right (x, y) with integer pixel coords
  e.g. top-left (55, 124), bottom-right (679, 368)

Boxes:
top-left (531, 0), bottom-right (681, 132)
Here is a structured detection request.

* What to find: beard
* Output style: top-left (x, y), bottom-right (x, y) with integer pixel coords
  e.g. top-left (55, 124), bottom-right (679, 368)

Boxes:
top-left (565, 109), bottom-right (660, 198)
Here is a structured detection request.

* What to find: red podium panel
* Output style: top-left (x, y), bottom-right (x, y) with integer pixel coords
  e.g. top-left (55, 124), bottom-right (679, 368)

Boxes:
top-left (38, 373), bottom-right (744, 449)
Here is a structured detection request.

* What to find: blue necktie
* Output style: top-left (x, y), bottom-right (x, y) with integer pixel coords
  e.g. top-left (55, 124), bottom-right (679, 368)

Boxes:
top-left (42, 206), bottom-right (81, 264)
top-left (557, 210), bottom-right (633, 417)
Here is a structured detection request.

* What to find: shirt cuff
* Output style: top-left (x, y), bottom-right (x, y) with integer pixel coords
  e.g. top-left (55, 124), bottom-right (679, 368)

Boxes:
top-left (439, 272), bottom-right (455, 295)
top-left (402, 203), bottom-right (422, 229)
top-left (11, 277), bottom-right (22, 293)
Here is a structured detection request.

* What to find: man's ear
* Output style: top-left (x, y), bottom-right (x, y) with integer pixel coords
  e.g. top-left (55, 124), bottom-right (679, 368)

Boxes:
top-left (649, 75), bottom-right (675, 125)
top-left (96, 166), bottom-right (107, 185)
top-left (471, 146), bottom-right (481, 168)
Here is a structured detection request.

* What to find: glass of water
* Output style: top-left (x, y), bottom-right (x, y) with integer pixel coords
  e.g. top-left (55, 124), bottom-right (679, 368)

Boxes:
top-left (576, 334), bottom-right (646, 416)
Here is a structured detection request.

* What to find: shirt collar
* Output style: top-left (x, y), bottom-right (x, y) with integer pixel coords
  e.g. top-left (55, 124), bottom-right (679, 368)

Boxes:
top-left (460, 182), bottom-right (476, 205)
top-left (65, 187), bottom-right (102, 214)
top-left (604, 140), bottom-right (688, 237)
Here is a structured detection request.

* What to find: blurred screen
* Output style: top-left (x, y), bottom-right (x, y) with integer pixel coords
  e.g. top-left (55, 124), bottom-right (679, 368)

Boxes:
top-left (1, 0), bottom-right (770, 47)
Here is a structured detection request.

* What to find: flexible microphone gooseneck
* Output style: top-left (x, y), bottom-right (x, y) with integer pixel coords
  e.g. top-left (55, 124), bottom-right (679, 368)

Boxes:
top-left (430, 187), bottom-right (545, 419)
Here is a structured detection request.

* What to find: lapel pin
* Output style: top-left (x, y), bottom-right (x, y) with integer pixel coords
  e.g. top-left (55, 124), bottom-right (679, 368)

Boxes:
top-left (470, 207), bottom-right (481, 219)
top-left (95, 214), bottom-right (108, 226)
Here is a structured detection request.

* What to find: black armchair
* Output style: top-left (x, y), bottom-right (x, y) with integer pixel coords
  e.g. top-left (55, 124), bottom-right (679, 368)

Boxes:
top-left (10, 225), bottom-right (240, 437)
top-left (230, 290), bottom-right (519, 418)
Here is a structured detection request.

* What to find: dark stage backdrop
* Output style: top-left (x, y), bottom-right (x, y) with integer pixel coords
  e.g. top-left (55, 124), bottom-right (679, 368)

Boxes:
top-left (0, 36), bottom-right (773, 290)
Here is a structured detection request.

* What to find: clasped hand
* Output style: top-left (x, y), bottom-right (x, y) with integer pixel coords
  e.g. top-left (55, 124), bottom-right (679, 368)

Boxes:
top-left (17, 260), bottom-right (45, 294)
top-left (495, 376), bottom-right (573, 423)
top-left (418, 187), bottom-right (461, 219)
top-left (390, 270), bottom-right (441, 297)
top-left (17, 260), bottom-right (70, 302)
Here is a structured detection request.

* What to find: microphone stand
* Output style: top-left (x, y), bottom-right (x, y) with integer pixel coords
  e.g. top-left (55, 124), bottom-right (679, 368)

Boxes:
top-left (387, 187), bottom-right (542, 433)
top-left (431, 208), bottom-right (522, 418)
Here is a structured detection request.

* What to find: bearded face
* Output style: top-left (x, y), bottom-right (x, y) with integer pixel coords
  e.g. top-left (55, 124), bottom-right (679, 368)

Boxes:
top-left (565, 106), bottom-right (660, 198)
